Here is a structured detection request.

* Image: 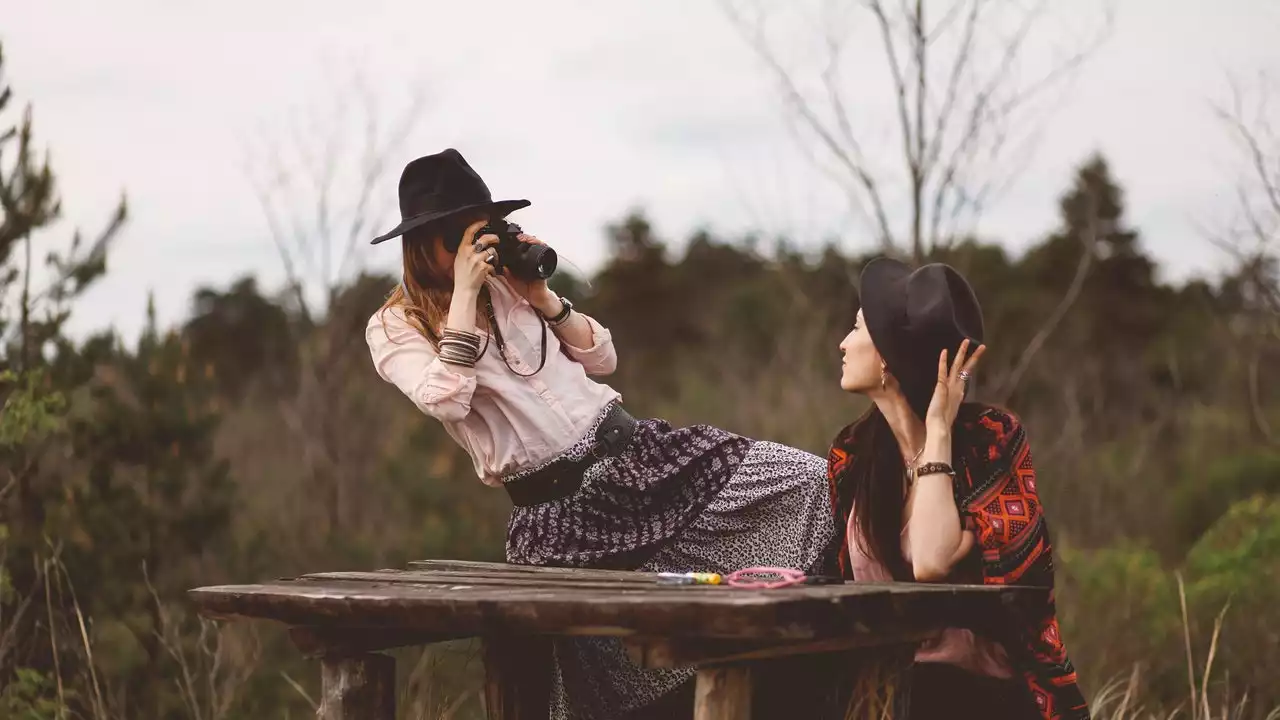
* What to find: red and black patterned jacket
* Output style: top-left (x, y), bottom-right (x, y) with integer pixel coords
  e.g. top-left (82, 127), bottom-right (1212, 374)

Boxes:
top-left (826, 405), bottom-right (1090, 720)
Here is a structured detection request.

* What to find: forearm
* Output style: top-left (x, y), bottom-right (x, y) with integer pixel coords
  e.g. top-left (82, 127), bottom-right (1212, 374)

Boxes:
top-left (443, 284), bottom-right (481, 379)
top-left (906, 429), bottom-right (965, 581)
top-left (530, 292), bottom-right (594, 349)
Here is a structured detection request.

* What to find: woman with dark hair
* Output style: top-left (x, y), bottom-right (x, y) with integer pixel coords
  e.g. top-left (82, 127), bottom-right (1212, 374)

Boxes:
top-left (828, 258), bottom-right (1089, 720)
top-left (365, 149), bottom-right (836, 719)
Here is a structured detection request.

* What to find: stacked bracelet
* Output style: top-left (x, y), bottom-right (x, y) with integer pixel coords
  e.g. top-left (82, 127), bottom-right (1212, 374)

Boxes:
top-left (548, 309), bottom-right (573, 327)
top-left (438, 328), bottom-right (482, 368)
top-left (545, 296), bottom-right (574, 327)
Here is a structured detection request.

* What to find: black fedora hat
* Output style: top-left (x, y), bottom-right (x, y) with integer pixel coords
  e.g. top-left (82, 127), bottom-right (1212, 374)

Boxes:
top-left (858, 257), bottom-right (984, 421)
top-left (371, 148), bottom-right (530, 245)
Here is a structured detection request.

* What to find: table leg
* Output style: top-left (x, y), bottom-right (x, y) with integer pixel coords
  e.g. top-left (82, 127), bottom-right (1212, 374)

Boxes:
top-left (482, 635), bottom-right (552, 720)
top-left (694, 666), bottom-right (752, 720)
top-left (318, 652), bottom-right (395, 720)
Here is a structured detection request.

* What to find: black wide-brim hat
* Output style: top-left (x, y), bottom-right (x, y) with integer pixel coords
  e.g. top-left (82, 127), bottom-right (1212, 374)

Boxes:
top-left (371, 148), bottom-right (530, 245)
top-left (859, 257), bottom-right (985, 421)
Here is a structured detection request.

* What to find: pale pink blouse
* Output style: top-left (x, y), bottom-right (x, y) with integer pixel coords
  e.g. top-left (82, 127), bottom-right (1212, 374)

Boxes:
top-left (365, 278), bottom-right (621, 486)
top-left (845, 509), bottom-right (1015, 678)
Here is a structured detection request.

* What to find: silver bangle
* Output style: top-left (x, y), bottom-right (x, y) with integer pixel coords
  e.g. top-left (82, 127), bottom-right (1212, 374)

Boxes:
top-left (439, 352), bottom-right (477, 369)
top-left (438, 332), bottom-right (481, 368)
top-left (441, 328), bottom-right (481, 346)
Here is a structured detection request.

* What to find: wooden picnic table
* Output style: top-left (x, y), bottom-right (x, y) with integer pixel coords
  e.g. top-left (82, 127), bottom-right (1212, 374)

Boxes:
top-left (188, 559), bottom-right (1040, 720)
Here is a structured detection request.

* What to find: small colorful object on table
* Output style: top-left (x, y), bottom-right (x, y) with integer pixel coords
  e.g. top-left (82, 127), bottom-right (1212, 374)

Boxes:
top-left (655, 572), bottom-right (723, 585)
top-left (725, 566), bottom-right (807, 589)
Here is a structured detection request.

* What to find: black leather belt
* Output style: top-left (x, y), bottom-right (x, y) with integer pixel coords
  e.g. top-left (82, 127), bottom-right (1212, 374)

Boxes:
top-left (503, 404), bottom-right (638, 507)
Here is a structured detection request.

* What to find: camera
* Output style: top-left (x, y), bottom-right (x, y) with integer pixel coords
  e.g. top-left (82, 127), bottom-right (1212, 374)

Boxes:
top-left (473, 222), bottom-right (557, 281)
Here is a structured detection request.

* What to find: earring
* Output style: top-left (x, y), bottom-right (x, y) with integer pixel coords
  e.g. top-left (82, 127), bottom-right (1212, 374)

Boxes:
top-left (880, 362), bottom-right (887, 391)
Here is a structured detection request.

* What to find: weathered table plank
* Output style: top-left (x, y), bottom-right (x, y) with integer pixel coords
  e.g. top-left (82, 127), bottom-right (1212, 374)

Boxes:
top-left (189, 562), bottom-right (1040, 720)
top-left (301, 568), bottom-right (1011, 595)
top-left (190, 577), bottom-right (1026, 642)
top-left (407, 559), bottom-right (655, 579)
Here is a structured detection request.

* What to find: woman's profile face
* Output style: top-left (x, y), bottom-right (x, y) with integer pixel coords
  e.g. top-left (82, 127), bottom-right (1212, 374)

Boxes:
top-left (839, 308), bottom-right (882, 393)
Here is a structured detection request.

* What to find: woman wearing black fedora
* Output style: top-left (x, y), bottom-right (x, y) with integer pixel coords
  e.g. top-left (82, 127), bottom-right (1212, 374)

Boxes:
top-left (826, 258), bottom-right (1090, 720)
top-left (364, 149), bottom-right (837, 719)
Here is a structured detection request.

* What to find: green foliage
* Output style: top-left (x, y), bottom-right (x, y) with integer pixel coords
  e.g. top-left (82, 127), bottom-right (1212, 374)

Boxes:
top-left (1058, 542), bottom-right (1182, 693)
top-left (1172, 452), bottom-right (1280, 552)
top-left (0, 667), bottom-right (71, 720)
top-left (1182, 496), bottom-right (1280, 702)
top-left (1060, 495), bottom-right (1280, 711)
top-left (0, 369), bottom-right (65, 448)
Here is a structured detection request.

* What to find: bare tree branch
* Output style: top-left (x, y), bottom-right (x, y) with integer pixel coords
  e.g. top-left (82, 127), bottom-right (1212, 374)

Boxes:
top-left (243, 60), bottom-right (427, 325)
top-left (1247, 351), bottom-right (1275, 444)
top-left (240, 59), bottom-right (430, 535)
top-left (995, 189), bottom-right (1103, 402)
top-left (723, 0), bottom-right (898, 252)
top-left (1207, 71), bottom-right (1280, 444)
top-left (724, 0), bottom-right (1113, 259)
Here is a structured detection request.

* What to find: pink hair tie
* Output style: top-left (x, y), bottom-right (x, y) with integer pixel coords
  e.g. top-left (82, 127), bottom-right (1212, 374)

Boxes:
top-left (724, 566), bottom-right (806, 589)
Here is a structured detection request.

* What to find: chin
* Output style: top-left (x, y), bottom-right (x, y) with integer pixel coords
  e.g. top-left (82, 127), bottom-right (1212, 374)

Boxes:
top-left (840, 371), bottom-right (875, 394)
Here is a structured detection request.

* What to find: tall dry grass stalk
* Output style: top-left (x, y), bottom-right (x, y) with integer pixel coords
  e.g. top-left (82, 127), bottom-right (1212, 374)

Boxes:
top-left (15, 553), bottom-right (261, 720)
top-left (1088, 573), bottom-right (1279, 720)
top-left (144, 565), bottom-right (261, 720)
top-left (399, 645), bottom-right (479, 720)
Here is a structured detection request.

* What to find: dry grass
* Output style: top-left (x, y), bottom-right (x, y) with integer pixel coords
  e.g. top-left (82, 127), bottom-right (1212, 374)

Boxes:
top-left (1089, 574), bottom-right (1280, 720)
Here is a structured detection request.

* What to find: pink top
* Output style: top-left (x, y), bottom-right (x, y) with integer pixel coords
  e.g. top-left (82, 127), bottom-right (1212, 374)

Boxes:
top-left (845, 509), bottom-right (1015, 678)
top-left (365, 278), bottom-right (621, 486)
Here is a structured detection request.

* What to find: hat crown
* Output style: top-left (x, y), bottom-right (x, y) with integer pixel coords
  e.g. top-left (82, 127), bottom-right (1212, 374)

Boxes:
top-left (370, 148), bottom-right (529, 245)
top-left (858, 258), bottom-right (985, 420)
top-left (905, 264), bottom-right (983, 341)
top-left (397, 148), bottom-right (495, 219)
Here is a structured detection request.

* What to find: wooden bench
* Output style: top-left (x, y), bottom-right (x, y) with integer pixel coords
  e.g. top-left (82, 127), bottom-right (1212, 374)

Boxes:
top-left (188, 559), bottom-right (1037, 719)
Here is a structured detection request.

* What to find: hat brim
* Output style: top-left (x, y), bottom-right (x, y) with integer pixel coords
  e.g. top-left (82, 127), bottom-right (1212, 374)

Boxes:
top-left (858, 257), bottom-right (912, 369)
top-left (859, 257), bottom-right (935, 419)
top-left (370, 199), bottom-right (531, 245)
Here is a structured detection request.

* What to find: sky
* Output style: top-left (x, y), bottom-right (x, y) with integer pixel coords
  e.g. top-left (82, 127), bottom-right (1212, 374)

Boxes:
top-left (2, 0), bottom-right (1278, 342)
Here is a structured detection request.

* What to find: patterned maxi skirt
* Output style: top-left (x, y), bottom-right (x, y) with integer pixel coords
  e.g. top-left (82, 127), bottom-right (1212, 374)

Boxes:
top-left (504, 402), bottom-right (837, 720)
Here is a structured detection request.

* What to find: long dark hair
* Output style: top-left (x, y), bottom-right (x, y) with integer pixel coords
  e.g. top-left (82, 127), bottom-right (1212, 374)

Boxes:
top-left (841, 402), bottom-right (985, 582)
top-left (844, 405), bottom-right (914, 581)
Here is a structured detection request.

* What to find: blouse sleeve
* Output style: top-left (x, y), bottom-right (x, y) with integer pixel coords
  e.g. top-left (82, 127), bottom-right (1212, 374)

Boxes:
top-left (365, 308), bottom-right (477, 424)
top-left (558, 312), bottom-right (618, 376)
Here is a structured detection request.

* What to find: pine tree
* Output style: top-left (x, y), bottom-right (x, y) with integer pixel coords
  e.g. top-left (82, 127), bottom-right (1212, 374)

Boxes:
top-left (61, 294), bottom-right (233, 717)
top-left (0, 38), bottom-right (127, 715)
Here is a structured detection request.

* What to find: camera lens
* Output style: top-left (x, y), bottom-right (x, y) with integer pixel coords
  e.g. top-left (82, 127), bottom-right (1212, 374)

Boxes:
top-left (523, 244), bottom-right (557, 279)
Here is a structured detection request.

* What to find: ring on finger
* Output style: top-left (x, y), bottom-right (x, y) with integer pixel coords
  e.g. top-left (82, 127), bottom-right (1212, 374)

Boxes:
top-left (958, 370), bottom-right (972, 382)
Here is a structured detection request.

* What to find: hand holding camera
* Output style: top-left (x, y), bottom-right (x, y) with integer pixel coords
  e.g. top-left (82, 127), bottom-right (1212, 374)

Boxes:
top-left (472, 221), bottom-right (558, 282)
top-left (453, 219), bottom-right (499, 294)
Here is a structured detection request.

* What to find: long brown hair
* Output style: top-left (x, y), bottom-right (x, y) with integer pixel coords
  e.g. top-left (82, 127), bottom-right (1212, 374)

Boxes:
top-left (378, 223), bottom-right (489, 345)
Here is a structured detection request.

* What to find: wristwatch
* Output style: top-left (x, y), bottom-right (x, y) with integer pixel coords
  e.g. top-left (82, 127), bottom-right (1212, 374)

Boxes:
top-left (544, 295), bottom-right (573, 326)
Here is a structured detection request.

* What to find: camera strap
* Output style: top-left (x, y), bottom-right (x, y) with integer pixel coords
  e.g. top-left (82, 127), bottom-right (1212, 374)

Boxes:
top-left (483, 286), bottom-right (548, 378)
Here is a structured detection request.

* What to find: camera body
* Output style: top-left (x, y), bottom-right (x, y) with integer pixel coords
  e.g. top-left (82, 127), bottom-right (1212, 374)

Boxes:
top-left (474, 222), bottom-right (558, 281)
